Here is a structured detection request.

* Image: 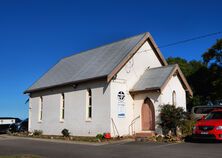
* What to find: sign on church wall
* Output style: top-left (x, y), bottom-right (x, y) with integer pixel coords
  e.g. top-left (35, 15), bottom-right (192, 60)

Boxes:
top-left (117, 91), bottom-right (126, 118)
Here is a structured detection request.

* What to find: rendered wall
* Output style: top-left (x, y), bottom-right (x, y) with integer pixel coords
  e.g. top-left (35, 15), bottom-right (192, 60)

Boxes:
top-left (161, 75), bottom-right (186, 110)
top-left (29, 80), bottom-right (111, 136)
top-left (110, 41), bottom-right (163, 136)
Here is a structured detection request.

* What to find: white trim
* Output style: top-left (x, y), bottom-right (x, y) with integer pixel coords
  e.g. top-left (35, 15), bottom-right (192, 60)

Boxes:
top-left (86, 89), bottom-right (92, 121)
top-left (38, 96), bottom-right (43, 122)
top-left (60, 93), bottom-right (65, 122)
top-left (172, 90), bottom-right (176, 106)
top-left (85, 118), bottom-right (92, 122)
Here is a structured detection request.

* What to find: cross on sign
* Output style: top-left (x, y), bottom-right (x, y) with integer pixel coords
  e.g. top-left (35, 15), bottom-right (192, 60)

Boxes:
top-left (118, 91), bottom-right (125, 101)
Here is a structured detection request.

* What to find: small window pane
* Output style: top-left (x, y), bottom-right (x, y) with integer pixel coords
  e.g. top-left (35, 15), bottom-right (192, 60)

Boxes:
top-left (89, 97), bottom-right (92, 106)
top-left (87, 89), bottom-right (92, 119)
top-left (172, 91), bottom-right (176, 106)
top-left (40, 96), bottom-right (43, 121)
top-left (88, 107), bottom-right (92, 118)
top-left (61, 93), bottom-right (65, 120)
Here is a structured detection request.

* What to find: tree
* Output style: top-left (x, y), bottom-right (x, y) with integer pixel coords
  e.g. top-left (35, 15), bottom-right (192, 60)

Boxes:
top-left (202, 38), bottom-right (222, 67)
top-left (202, 39), bottom-right (222, 101)
top-left (167, 57), bottom-right (192, 77)
top-left (208, 64), bottom-right (222, 100)
top-left (167, 57), bottom-right (205, 78)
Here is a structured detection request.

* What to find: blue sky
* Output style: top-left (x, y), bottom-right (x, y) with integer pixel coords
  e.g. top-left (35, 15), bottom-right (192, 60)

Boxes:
top-left (0, 0), bottom-right (222, 119)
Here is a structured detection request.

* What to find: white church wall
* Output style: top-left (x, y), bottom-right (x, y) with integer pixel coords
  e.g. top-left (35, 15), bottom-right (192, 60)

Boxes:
top-left (110, 40), bottom-right (163, 136)
top-left (161, 75), bottom-right (186, 110)
top-left (29, 80), bottom-right (111, 136)
top-left (116, 41), bottom-right (163, 89)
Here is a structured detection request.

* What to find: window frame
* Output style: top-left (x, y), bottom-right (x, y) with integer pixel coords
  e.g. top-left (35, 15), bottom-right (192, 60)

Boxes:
top-left (86, 89), bottom-right (92, 121)
top-left (39, 96), bottom-right (43, 122)
top-left (172, 91), bottom-right (176, 106)
top-left (60, 93), bottom-right (65, 122)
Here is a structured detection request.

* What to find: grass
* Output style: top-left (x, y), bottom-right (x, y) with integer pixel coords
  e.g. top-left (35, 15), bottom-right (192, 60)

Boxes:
top-left (0, 155), bottom-right (41, 158)
top-left (9, 132), bottom-right (132, 143)
top-left (10, 132), bottom-right (116, 142)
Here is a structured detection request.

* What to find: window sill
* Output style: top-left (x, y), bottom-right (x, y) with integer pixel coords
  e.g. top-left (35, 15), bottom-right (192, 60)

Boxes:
top-left (60, 120), bottom-right (64, 123)
top-left (85, 118), bottom-right (92, 122)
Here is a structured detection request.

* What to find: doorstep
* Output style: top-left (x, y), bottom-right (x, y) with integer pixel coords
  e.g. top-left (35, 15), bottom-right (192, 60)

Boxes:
top-left (135, 131), bottom-right (155, 142)
top-left (135, 131), bottom-right (155, 137)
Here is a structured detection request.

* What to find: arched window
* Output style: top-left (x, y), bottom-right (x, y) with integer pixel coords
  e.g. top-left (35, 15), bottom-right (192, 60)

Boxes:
top-left (60, 93), bottom-right (65, 120)
top-left (87, 89), bottom-right (92, 119)
top-left (172, 91), bottom-right (176, 106)
top-left (39, 96), bottom-right (43, 121)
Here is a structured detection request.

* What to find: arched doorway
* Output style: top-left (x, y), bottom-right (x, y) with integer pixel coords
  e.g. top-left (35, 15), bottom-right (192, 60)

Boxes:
top-left (141, 97), bottom-right (155, 131)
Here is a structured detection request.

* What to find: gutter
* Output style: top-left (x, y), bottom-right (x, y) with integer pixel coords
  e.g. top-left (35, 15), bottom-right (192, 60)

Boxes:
top-left (24, 75), bottom-right (107, 94)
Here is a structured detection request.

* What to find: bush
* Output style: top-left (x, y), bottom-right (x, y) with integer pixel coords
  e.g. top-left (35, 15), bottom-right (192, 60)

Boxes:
top-left (156, 135), bottom-right (164, 142)
top-left (158, 104), bottom-right (187, 136)
top-left (96, 134), bottom-right (104, 140)
top-left (181, 119), bottom-right (196, 136)
top-left (61, 129), bottom-right (70, 137)
top-left (33, 130), bottom-right (43, 136)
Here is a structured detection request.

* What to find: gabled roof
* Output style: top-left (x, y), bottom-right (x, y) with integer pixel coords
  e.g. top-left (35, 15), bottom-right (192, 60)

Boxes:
top-left (24, 32), bottom-right (167, 94)
top-left (130, 64), bottom-right (193, 96)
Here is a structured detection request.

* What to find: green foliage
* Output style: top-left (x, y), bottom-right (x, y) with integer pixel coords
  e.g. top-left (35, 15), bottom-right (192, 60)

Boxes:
top-left (202, 38), bottom-right (222, 67)
top-left (33, 130), bottom-right (43, 136)
top-left (208, 64), bottom-right (222, 100)
top-left (158, 104), bottom-right (186, 136)
top-left (181, 119), bottom-right (196, 136)
top-left (201, 38), bottom-right (222, 101)
top-left (61, 129), bottom-right (70, 137)
top-left (167, 57), bottom-right (193, 77)
top-left (156, 135), bottom-right (164, 142)
top-left (96, 134), bottom-right (104, 140)
top-left (187, 95), bottom-right (203, 111)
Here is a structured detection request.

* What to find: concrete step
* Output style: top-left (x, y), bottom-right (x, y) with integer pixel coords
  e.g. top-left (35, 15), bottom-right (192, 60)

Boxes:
top-left (134, 131), bottom-right (155, 142)
top-left (135, 132), bottom-right (155, 137)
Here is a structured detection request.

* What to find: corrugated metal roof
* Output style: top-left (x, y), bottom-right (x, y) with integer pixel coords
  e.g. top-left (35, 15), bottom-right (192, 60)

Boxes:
top-left (131, 65), bottom-right (177, 92)
top-left (25, 33), bottom-right (147, 93)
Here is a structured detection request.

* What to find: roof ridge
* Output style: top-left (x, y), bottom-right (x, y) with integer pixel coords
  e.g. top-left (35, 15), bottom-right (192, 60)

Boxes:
top-left (62, 32), bottom-right (148, 60)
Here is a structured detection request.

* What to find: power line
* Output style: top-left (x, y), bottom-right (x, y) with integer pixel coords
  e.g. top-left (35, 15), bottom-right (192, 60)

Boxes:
top-left (159, 31), bottom-right (222, 48)
top-left (138, 31), bottom-right (222, 53)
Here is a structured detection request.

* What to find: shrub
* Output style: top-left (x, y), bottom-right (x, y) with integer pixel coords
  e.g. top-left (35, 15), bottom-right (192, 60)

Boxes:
top-left (158, 104), bottom-right (187, 136)
top-left (61, 128), bottom-right (70, 137)
top-left (96, 134), bottom-right (104, 140)
top-left (33, 130), bottom-right (43, 136)
top-left (156, 135), bottom-right (164, 142)
top-left (181, 119), bottom-right (196, 136)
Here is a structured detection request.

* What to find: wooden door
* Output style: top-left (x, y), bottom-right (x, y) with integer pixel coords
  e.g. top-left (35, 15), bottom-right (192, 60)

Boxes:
top-left (141, 98), bottom-right (155, 131)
